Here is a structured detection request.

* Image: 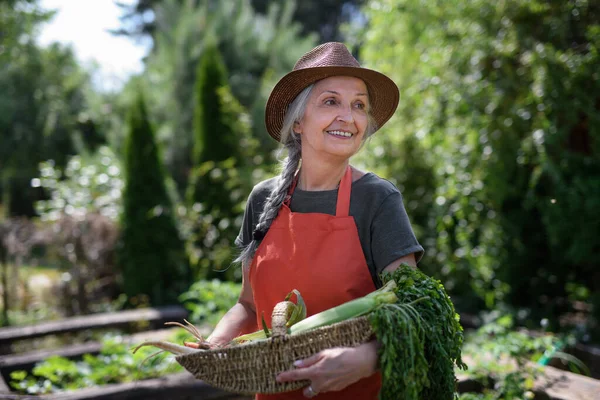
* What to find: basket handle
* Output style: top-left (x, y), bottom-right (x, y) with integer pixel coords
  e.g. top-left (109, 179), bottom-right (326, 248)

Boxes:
top-left (271, 301), bottom-right (295, 337)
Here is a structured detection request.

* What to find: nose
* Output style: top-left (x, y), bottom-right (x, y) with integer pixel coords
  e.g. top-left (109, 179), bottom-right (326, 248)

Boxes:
top-left (336, 103), bottom-right (354, 123)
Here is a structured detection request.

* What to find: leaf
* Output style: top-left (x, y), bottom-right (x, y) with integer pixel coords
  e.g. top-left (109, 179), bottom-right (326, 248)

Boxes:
top-left (261, 311), bottom-right (271, 338)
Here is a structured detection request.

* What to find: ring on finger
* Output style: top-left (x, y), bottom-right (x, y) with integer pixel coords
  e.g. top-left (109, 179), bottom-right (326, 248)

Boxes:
top-left (306, 384), bottom-right (318, 397)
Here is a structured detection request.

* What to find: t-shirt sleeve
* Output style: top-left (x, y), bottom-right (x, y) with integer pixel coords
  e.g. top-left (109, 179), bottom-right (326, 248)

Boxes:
top-left (235, 179), bottom-right (275, 249)
top-left (371, 191), bottom-right (424, 274)
top-left (235, 192), bottom-right (255, 249)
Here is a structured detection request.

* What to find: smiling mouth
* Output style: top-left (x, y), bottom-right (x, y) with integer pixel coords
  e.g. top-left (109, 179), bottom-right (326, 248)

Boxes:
top-left (327, 130), bottom-right (354, 138)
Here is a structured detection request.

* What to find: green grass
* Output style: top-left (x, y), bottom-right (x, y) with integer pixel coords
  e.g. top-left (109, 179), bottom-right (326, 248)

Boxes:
top-left (19, 264), bottom-right (63, 280)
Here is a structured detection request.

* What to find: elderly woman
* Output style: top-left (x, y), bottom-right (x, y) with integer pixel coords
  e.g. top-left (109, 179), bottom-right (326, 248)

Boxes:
top-left (206, 43), bottom-right (423, 399)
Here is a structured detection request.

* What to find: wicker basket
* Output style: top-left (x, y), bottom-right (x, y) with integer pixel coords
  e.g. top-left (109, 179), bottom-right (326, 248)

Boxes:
top-left (175, 316), bottom-right (373, 395)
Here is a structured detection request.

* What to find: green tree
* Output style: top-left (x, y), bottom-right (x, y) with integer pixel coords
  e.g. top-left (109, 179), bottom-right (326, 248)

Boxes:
top-left (355, 0), bottom-right (600, 327)
top-left (115, 0), bottom-right (364, 43)
top-left (191, 45), bottom-right (240, 167)
top-left (114, 0), bottom-right (315, 191)
top-left (118, 91), bottom-right (190, 305)
top-left (0, 1), bottom-right (101, 216)
top-left (252, 0), bottom-right (366, 42)
top-left (186, 46), bottom-right (257, 280)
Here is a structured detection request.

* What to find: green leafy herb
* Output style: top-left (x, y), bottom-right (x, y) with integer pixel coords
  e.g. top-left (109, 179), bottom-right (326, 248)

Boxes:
top-left (369, 264), bottom-right (467, 400)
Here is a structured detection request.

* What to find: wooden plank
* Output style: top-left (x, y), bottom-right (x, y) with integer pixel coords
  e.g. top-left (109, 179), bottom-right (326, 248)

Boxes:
top-left (34, 372), bottom-right (250, 400)
top-left (0, 306), bottom-right (188, 347)
top-left (571, 343), bottom-right (600, 379)
top-left (0, 372), bottom-right (11, 393)
top-left (0, 341), bottom-right (103, 375)
top-left (537, 365), bottom-right (600, 400)
top-left (0, 328), bottom-right (194, 375)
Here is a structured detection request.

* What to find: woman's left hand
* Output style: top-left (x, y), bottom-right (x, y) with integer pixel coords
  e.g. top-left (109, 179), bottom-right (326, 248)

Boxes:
top-left (276, 340), bottom-right (378, 398)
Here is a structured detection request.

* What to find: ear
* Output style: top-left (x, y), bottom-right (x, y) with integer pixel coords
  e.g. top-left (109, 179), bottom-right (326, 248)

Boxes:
top-left (293, 120), bottom-right (302, 135)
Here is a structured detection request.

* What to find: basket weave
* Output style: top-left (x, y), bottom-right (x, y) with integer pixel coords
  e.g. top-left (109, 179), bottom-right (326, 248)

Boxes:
top-left (175, 316), bottom-right (373, 395)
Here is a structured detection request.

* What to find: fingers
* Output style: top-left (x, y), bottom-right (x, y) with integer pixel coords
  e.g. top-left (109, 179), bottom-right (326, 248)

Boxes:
top-left (303, 384), bottom-right (318, 398)
top-left (277, 352), bottom-right (323, 382)
top-left (277, 367), bottom-right (310, 382)
top-left (294, 352), bottom-right (322, 368)
top-left (184, 340), bottom-right (212, 349)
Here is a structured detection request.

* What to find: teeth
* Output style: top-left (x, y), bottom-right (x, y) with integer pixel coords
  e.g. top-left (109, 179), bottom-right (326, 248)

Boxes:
top-left (328, 130), bottom-right (353, 137)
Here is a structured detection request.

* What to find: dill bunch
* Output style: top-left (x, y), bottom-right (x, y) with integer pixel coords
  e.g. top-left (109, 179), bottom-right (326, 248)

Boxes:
top-left (369, 264), bottom-right (468, 400)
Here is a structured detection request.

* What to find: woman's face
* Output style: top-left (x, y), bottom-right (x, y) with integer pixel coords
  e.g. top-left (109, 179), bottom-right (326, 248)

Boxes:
top-left (294, 76), bottom-right (370, 162)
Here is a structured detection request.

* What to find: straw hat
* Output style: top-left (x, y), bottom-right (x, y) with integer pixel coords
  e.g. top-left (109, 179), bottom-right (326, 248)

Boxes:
top-left (265, 42), bottom-right (400, 141)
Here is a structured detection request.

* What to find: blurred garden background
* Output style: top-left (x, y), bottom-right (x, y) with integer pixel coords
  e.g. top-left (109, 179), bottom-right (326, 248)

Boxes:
top-left (0, 0), bottom-right (599, 398)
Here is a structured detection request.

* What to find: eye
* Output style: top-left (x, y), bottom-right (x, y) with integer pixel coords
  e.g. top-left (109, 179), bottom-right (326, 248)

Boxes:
top-left (354, 101), bottom-right (366, 110)
top-left (324, 98), bottom-right (337, 106)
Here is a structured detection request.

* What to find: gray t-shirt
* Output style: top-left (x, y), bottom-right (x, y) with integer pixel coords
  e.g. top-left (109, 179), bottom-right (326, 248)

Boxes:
top-left (235, 172), bottom-right (424, 287)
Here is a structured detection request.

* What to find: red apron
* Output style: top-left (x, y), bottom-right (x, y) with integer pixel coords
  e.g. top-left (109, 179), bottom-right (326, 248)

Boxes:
top-left (249, 165), bottom-right (381, 400)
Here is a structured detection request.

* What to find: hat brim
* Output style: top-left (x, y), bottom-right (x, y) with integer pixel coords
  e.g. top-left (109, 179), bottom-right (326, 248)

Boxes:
top-left (265, 66), bottom-right (400, 141)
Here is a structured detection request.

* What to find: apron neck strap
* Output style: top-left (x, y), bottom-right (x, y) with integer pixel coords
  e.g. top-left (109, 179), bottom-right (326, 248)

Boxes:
top-left (283, 165), bottom-right (353, 217)
top-left (335, 165), bottom-right (352, 217)
top-left (283, 172), bottom-right (299, 207)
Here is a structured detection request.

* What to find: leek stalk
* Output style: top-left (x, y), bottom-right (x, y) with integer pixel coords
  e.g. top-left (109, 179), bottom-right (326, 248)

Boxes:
top-left (231, 280), bottom-right (398, 344)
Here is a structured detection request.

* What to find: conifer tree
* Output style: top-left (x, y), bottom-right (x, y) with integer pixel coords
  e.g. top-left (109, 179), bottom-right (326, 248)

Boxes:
top-left (119, 91), bottom-right (190, 305)
top-left (187, 45), bottom-right (254, 280)
top-left (192, 44), bottom-right (241, 167)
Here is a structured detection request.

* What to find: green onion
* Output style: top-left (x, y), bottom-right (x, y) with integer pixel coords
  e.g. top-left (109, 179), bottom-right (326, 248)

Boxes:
top-left (232, 280), bottom-right (398, 344)
top-left (289, 282), bottom-right (397, 335)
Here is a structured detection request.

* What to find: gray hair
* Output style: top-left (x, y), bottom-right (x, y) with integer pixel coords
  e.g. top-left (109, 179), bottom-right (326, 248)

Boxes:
top-left (236, 81), bottom-right (377, 268)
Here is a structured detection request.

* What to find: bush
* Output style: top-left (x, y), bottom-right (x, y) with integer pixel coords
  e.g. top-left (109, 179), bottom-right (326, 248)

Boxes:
top-left (179, 279), bottom-right (242, 326)
top-left (34, 146), bottom-right (123, 222)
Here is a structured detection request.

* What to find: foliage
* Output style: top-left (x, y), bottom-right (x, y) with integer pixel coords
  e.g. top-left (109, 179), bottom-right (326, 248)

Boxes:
top-left (34, 146), bottom-right (123, 222)
top-left (460, 314), bottom-right (563, 399)
top-left (117, 0), bottom-right (365, 43)
top-left (128, 0), bottom-right (315, 190)
top-left (0, 218), bottom-right (47, 326)
top-left (10, 335), bottom-right (182, 394)
top-left (27, 147), bottom-right (124, 315)
top-left (118, 91), bottom-right (189, 306)
top-left (2, 263), bottom-right (123, 327)
top-left (8, 276), bottom-right (239, 394)
top-left (0, 264), bottom-right (61, 326)
top-left (179, 279), bottom-right (242, 326)
top-left (180, 157), bottom-right (270, 282)
top-left (370, 264), bottom-right (467, 400)
top-left (191, 45), bottom-right (244, 165)
top-left (252, 0), bottom-right (366, 42)
top-left (186, 45), bottom-right (260, 280)
top-left (5, 307), bottom-right (60, 328)
top-left (46, 214), bottom-right (121, 315)
top-left (0, 1), bottom-right (100, 216)
top-left (355, 0), bottom-right (600, 328)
